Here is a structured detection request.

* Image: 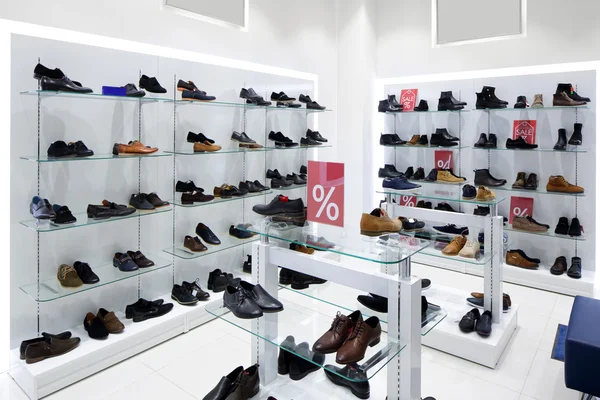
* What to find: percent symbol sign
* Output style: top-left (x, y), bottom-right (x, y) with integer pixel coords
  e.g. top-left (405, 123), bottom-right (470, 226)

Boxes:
top-left (512, 207), bottom-right (529, 217)
top-left (437, 155), bottom-right (451, 169)
top-left (312, 184), bottom-right (340, 221)
top-left (401, 195), bottom-right (416, 207)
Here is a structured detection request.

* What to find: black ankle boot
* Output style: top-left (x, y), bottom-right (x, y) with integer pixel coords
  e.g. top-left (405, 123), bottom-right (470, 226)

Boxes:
top-left (485, 133), bottom-right (497, 148)
top-left (482, 86), bottom-right (508, 105)
top-left (437, 128), bottom-right (459, 141)
top-left (514, 96), bottom-right (528, 108)
top-left (388, 94), bottom-right (401, 108)
top-left (378, 99), bottom-right (401, 113)
top-left (556, 83), bottom-right (591, 103)
top-left (568, 123), bottom-right (582, 145)
top-left (414, 99), bottom-right (429, 111)
top-left (474, 133), bottom-right (487, 148)
top-left (438, 91), bottom-right (466, 111)
top-left (554, 129), bottom-right (567, 150)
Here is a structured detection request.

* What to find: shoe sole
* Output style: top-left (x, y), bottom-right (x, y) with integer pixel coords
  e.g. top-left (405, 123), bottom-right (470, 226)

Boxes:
top-left (324, 371), bottom-right (370, 399)
top-left (181, 98), bottom-right (215, 102)
top-left (476, 330), bottom-right (491, 337)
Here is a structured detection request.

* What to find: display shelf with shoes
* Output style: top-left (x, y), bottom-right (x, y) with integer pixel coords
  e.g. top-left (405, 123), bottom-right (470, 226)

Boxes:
top-left (504, 224), bottom-right (586, 241)
top-left (471, 105), bottom-right (589, 112)
top-left (471, 146), bottom-right (587, 153)
top-left (20, 206), bottom-right (173, 233)
top-left (377, 189), bottom-right (506, 206)
top-left (163, 232), bottom-right (258, 260)
top-left (19, 253), bottom-right (171, 302)
top-left (385, 109), bottom-right (470, 114)
top-left (171, 190), bottom-right (272, 208)
top-left (493, 185), bottom-right (586, 197)
top-left (165, 147), bottom-right (271, 156)
top-left (265, 144), bottom-right (333, 151)
top-left (381, 143), bottom-right (469, 150)
top-left (20, 90), bottom-right (174, 103)
top-left (20, 152), bottom-right (173, 163)
top-left (175, 98), bottom-right (333, 113)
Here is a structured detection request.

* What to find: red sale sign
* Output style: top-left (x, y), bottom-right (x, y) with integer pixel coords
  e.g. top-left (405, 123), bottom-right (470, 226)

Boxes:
top-left (307, 161), bottom-right (344, 227)
top-left (434, 150), bottom-right (454, 170)
top-left (513, 120), bottom-right (537, 144)
top-left (509, 196), bottom-right (534, 224)
top-left (400, 89), bottom-right (418, 111)
top-left (399, 195), bottom-right (417, 207)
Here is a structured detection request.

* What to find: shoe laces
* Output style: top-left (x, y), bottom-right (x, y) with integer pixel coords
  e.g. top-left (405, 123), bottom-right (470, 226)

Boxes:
top-left (465, 240), bottom-right (475, 247)
top-left (60, 265), bottom-right (76, 280)
top-left (348, 321), bottom-right (365, 341)
top-left (330, 312), bottom-right (344, 332)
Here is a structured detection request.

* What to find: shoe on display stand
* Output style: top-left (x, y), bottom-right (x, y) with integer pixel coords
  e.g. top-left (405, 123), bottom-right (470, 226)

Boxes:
top-left (506, 136), bottom-right (538, 149)
top-left (171, 284), bottom-right (199, 306)
top-left (34, 63), bottom-right (93, 93)
top-left (324, 364), bottom-right (370, 399)
top-left (223, 364), bottom-right (260, 399)
top-left (414, 99), bottom-right (429, 111)
top-left (459, 308), bottom-right (480, 333)
top-left (240, 87), bottom-right (271, 105)
top-left (270, 91), bottom-right (296, 102)
top-left (380, 133), bottom-right (406, 146)
top-left (203, 366), bottom-right (244, 400)
top-left (139, 75), bottom-right (166, 94)
top-left (223, 285), bottom-right (264, 319)
top-left (523, 173), bottom-right (538, 190)
top-left (437, 90), bottom-right (465, 111)
top-left (475, 310), bottom-right (493, 337)
top-left (485, 133), bottom-right (498, 148)
top-left (441, 235), bottom-right (467, 256)
top-left (568, 217), bottom-right (582, 237)
top-left (378, 164), bottom-right (403, 178)
top-left (555, 83), bottom-right (591, 103)
top-left (531, 94), bottom-right (544, 108)
top-left (182, 279), bottom-right (210, 301)
top-left (474, 133), bottom-right (488, 148)
top-left (207, 269), bottom-right (241, 292)
top-left (360, 208), bottom-right (402, 236)
top-left (437, 128), bottom-right (459, 141)
top-left (553, 91), bottom-right (586, 107)
top-left (430, 133), bottom-right (458, 147)
top-left (514, 95), bottom-right (528, 108)
top-left (567, 257), bottom-right (582, 279)
top-left (511, 172), bottom-right (526, 189)
top-left (550, 256), bottom-right (568, 275)
top-left (313, 310), bottom-right (362, 354)
top-left (554, 128), bottom-right (568, 150)
top-left (546, 175), bottom-right (584, 193)
top-left (506, 249), bottom-right (540, 269)
top-left (474, 169), bottom-right (506, 187)
top-left (336, 316), bottom-right (382, 364)
top-left (388, 94), bottom-right (402, 108)
top-left (378, 98), bottom-right (401, 113)
top-left (568, 123), bottom-right (583, 145)
top-left (475, 186), bottom-right (495, 201)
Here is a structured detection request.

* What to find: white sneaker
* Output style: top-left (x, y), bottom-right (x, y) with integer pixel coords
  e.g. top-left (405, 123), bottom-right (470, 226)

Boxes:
top-left (459, 239), bottom-right (480, 258)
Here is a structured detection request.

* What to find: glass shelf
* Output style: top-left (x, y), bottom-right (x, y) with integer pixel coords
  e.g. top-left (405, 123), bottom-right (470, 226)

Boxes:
top-left (271, 184), bottom-right (307, 191)
top-left (20, 206), bottom-right (173, 233)
top-left (240, 219), bottom-right (429, 264)
top-left (472, 146), bottom-right (587, 153)
top-left (163, 233), bottom-right (258, 260)
top-left (21, 90), bottom-right (173, 103)
top-left (504, 224), bottom-right (586, 241)
top-left (378, 189), bottom-right (506, 206)
top-left (279, 283), bottom-right (447, 336)
top-left (176, 99), bottom-right (333, 113)
top-left (381, 144), bottom-right (469, 150)
top-left (407, 179), bottom-right (465, 187)
top-left (384, 109), bottom-right (470, 115)
top-left (171, 191), bottom-right (272, 208)
top-left (472, 105), bottom-right (588, 112)
top-left (20, 152), bottom-right (173, 163)
top-left (206, 288), bottom-right (405, 382)
top-left (20, 252), bottom-right (171, 302)
top-left (165, 147), bottom-right (270, 155)
top-left (493, 186), bottom-right (586, 197)
top-left (266, 145), bottom-right (333, 151)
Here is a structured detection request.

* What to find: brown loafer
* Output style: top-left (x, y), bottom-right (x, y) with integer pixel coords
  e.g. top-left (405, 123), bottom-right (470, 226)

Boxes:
top-left (25, 337), bottom-right (81, 364)
top-left (335, 316), bottom-right (382, 364)
top-left (112, 140), bottom-right (158, 155)
top-left (313, 311), bottom-right (362, 354)
top-left (184, 235), bottom-right (207, 252)
top-left (194, 141), bottom-right (222, 152)
top-left (97, 308), bottom-right (125, 333)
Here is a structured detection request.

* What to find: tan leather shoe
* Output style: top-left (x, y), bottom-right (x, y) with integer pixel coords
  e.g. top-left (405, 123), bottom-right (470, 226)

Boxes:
top-left (57, 264), bottom-right (83, 288)
top-left (512, 216), bottom-right (548, 232)
top-left (360, 208), bottom-right (402, 236)
top-left (531, 94), bottom-right (544, 108)
top-left (336, 316), bottom-right (382, 364)
top-left (437, 170), bottom-right (464, 183)
top-left (194, 141), bottom-right (222, 152)
top-left (184, 235), bottom-right (207, 252)
top-left (407, 135), bottom-right (420, 146)
top-left (546, 175), bottom-right (584, 193)
top-left (442, 235), bottom-right (467, 256)
top-left (511, 172), bottom-right (526, 189)
top-left (553, 91), bottom-right (586, 107)
top-left (313, 311), bottom-right (362, 354)
top-left (238, 142), bottom-right (263, 149)
top-left (506, 250), bottom-right (539, 269)
top-left (458, 239), bottom-right (480, 258)
top-left (97, 308), bottom-right (124, 333)
top-left (113, 140), bottom-right (158, 155)
top-left (291, 243), bottom-right (314, 255)
top-left (476, 186), bottom-right (495, 201)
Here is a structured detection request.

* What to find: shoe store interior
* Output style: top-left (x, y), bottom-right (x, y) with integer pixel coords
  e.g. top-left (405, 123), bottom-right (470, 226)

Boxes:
top-left (2, 1), bottom-right (600, 400)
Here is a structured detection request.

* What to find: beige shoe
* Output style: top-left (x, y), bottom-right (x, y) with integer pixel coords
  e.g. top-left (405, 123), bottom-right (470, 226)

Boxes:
top-left (441, 235), bottom-right (467, 256)
top-left (436, 170), bottom-right (466, 183)
top-left (531, 94), bottom-right (544, 108)
top-left (458, 239), bottom-right (480, 258)
top-left (194, 141), bottom-right (222, 152)
top-left (360, 208), bottom-right (402, 236)
top-left (476, 186), bottom-right (495, 201)
top-left (512, 216), bottom-right (549, 232)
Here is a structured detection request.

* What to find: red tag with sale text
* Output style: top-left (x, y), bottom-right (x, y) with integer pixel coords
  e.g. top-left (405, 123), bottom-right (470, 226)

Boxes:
top-left (399, 195), bottom-right (417, 207)
top-left (400, 89), bottom-right (418, 111)
top-left (513, 120), bottom-right (537, 144)
top-left (434, 150), bottom-right (453, 170)
top-left (509, 196), bottom-right (534, 224)
top-left (307, 161), bottom-right (344, 227)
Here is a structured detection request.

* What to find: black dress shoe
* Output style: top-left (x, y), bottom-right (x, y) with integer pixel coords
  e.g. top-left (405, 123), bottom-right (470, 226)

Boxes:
top-left (554, 217), bottom-right (569, 235)
top-left (269, 131), bottom-right (297, 147)
top-left (412, 167), bottom-right (425, 180)
top-left (417, 135), bottom-right (428, 146)
top-left (240, 88), bottom-right (271, 105)
top-left (187, 131), bottom-right (215, 144)
top-left (567, 257), bottom-right (582, 279)
top-left (68, 141), bottom-right (94, 157)
top-left (139, 75), bottom-right (166, 94)
top-left (523, 173), bottom-right (538, 190)
top-left (438, 91), bottom-right (465, 111)
top-left (252, 180), bottom-right (270, 191)
top-left (378, 165), bottom-right (403, 178)
top-left (123, 83), bottom-right (145, 97)
top-left (379, 133), bottom-right (406, 146)
top-left (306, 129), bottom-right (328, 142)
top-left (271, 178), bottom-right (293, 188)
top-left (182, 279), bottom-right (210, 301)
top-left (129, 194), bottom-right (155, 210)
top-left (289, 342), bottom-right (325, 380)
top-left (252, 195), bottom-right (305, 216)
top-left (435, 128), bottom-right (458, 141)
top-left (434, 203), bottom-right (460, 213)
top-left (550, 256), bottom-right (568, 275)
top-left (171, 284), bottom-right (199, 306)
top-left (474, 169), bottom-right (506, 187)
top-left (52, 204), bottom-right (76, 224)
top-left (475, 310), bottom-right (492, 337)
top-left (290, 271), bottom-right (327, 290)
top-left (568, 218), bottom-right (582, 237)
top-left (286, 173), bottom-right (307, 185)
top-left (146, 193), bottom-right (169, 207)
top-left (475, 91), bottom-right (507, 109)
top-left (271, 91), bottom-right (296, 102)
top-left (237, 280), bottom-right (283, 312)
top-left (73, 261), bottom-right (99, 284)
top-left (474, 133), bottom-right (487, 148)
top-left (203, 366), bottom-right (243, 400)
top-left (47, 141), bottom-right (76, 158)
top-left (506, 136), bottom-right (538, 149)
top-left (414, 99), bottom-right (429, 111)
top-left (301, 137), bottom-right (322, 146)
top-left (324, 364), bottom-right (370, 399)
top-left (459, 308), bottom-right (480, 333)
top-left (125, 298), bottom-right (172, 322)
top-left (225, 364), bottom-right (260, 400)
top-left (207, 269), bottom-right (241, 292)
top-left (223, 285), bottom-right (263, 319)
top-left (196, 223), bottom-right (221, 245)
top-left (34, 63), bottom-right (93, 93)
top-left (357, 293), bottom-right (387, 313)
top-left (229, 225), bottom-right (254, 239)
top-left (430, 133), bottom-right (458, 147)
top-left (278, 336), bottom-right (296, 375)
top-left (266, 168), bottom-right (284, 179)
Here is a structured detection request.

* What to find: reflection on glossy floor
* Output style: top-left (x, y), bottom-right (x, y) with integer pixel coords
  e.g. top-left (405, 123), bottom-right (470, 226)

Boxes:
top-left (0, 264), bottom-right (582, 400)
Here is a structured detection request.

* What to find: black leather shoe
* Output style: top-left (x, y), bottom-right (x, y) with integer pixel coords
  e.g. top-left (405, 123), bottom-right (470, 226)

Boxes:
top-left (416, 135), bottom-right (428, 146)
top-left (240, 88), bottom-right (271, 105)
top-left (252, 180), bottom-right (270, 191)
top-left (237, 280), bottom-right (283, 312)
top-left (485, 133), bottom-right (498, 148)
top-left (290, 271), bottom-right (327, 290)
top-left (271, 178), bottom-right (293, 188)
top-left (324, 364), bottom-right (370, 399)
top-left (506, 136), bottom-right (538, 149)
top-left (87, 202), bottom-right (135, 219)
top-left (171, 284), bottom-right (199, 305)
top-left (266, 169), bottom-right (285, 179)
top-left (30, 196), bottom-right (55, 220)
top-left (424, 169), bottom-right (437, 181)
top-left (127, 251), bottom-right (154, 268)
top-left (203, 366), bottom-right (243, 400)
top-left (223, 285), bottom-right (263, 319)
top-left (437, 128), bottom-right (459, 141)
top-left (414, 99), bottom-right (429, 111)
top-left (289, 342), bottom-right (325, 380)
top-left (474, 169), bottom-right (506, 187)
top-left (19, 332), bottom-right (73, 360)
top-left (35, 63), bottom-right (93, 93)
top-left (306, 129), bottom-right (328, 142)
top-left (123, 83), bottom-right (145, 97)
top-left (475, 310), bottom-right (492, 337)
top-left (388, 94), bottom-right (401, 108)
top-left (182, 279), bottom-right (210, 301)
top-left (357, 293), bottom-right (387, 313)
top-left (555, 217), bottom-right (569, 235)
top-left (430, 133), bottom-right (458, 147)
top-left (554, 129), bottom-right (568, 150)
top-left (438, 92), bottom-right (465, 111)
top-left (412, 167), bottom-right (425, 180)
top-left (207, 269), bottom-right (241, 292)
top-left (271, 91), bottom-right (296, 102)
top-left (378, 165), bottom-right (402, 178)
top-left (52, 204), bottom-right (76, 224)
top-left (474, 206), bottom-right (490, 216)
top-left (474, 133), bottom-right (487, 148)
top-left (550, 256), bottom-right (568, 275)
top-left (286, 173), bottom-right (307, 185)
top-left (125, 298), bottom-right (172, 322)
top-left (482, 86), bottom-right (508, 104)
top-left (226, 364), bottom-right (260, 399)
top-left (252, 195), bottom-right (305, 216)
top-left (568, 123), bottom-right (583, 145)
top-left (278, 336), bottom-right (295, 375)
top-left (378, 99), bottom-right (401, 113)
top-left (229, 225), bottom-right (254, 239)
top-left (139, 75), bottom-right (166, 94)
top-left (269, 131), bottom-right (297, 147)
top-left (68, 141), bottom-right (94, 157)
top-left (380, 133), bottom-right (406, 146)
top-left (568, 218), bottom-right (582, 237)
top-left (196, 223), bottom-right (221, 245)
top-left (459, 308), bottom-right (480, 333)
top-left (524, 173), bottom-right (538, 190)
top-left (476, 91), bottom-right (507, 109)
top-left (73, 261), bottom-right (99, 284)
top-left (47, 141), bottom-right (76, 158)
top-left (301, 137), bottom-right (322, 146)
top-left (567, 257), bottom-right (582, 279)
top-left (404, 166), bottom-right (414, 179)
top-left (129, 194), bottom-right (155, 210)
top-left (434, 203), bottom-right (460, 213)
top-left (187, 131), bottom-right (215, 144)
top-left (514, 96), bottom-right (528, 108)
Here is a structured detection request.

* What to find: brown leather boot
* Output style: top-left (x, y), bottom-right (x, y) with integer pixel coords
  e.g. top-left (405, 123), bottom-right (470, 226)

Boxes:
top-left (546, 175), bottom-right (584, 193)
top-left (511, 172), bottom-right (526, 189)
top-left (407, 135), bottom-right (420, 146)
top-left (476, 186), bottom-right (495, 201)
top-left (553, 91), bottom-right (586, 107)
top-left (359, 208), bottom-right (402, 236)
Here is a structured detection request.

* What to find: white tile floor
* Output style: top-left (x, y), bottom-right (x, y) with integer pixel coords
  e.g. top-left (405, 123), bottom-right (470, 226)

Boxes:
top-left (0, 264), bottom-right (583, 400)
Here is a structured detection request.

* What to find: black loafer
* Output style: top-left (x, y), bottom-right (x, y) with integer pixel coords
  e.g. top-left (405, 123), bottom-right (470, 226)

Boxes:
top-left (196, 223), bottom-right (221, 245)
top-left (83, 312), bottom-right (109, 339)
top-left (47, 141), bottom-right (76, 158)
top-left (475, 310), bottom-right (492, 337)
top-left (67, 140), bottom-right (94, 157)
top-left (182, 279), bottom-right (210, 301)
top-left (223, 285), bottom-right (263, 319)
top-left (187, 131), bottom-right (215, 144)
top-left (171, 284), bottom-right (199, 306)
top-left (271, 91), bottom-right (296, 102)
top-left (323, 364), bottom-right (370, 399)
top-left (459, 308), bottom-right (480, 333)
top-left (237, 280), bottom-right (283, 313)
top-left (127, 251), bottom-right (155, 268)
top-left (30, 196), bottom-right (56, 220)
top-left (113, 252), bottom-right (139, 272)
top-left (52, 204), bottom-right (77, 224)
top-left (125, 298), bottom-right (173, 323)
top-left (73, 261), bottom-right (99, 284)
top-left (139, 75), bottom-right (167, 94)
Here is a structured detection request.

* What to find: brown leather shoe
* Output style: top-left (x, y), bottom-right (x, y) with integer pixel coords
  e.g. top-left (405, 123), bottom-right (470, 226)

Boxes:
top-left (184, 235), bottom-right (207, 252)
top-left (441, 235), bottom-right (467, 256)
top-left (336, 316), bottom-right (382, 364)
top-left (407, 135), bottom-right (420, 146)
top-left (25, 336), bottom-right (81, 364)
top-left (360, 208), bottom-right (402, 236)
top-left (550, 256), bottom-right (568, 275)
top-left (511, 172), bottom-right (526, 189)
top-left (113, 140), bottom-right (158, 155)
top-left (290, 243), bottom-right (314, 255)
top-left (97, 308), bottom-right (124, 333)
top-left (181, 190), bottom-right (214, 204)
top-left (512, 216), bottom-right (549, 232)
top-left (313, 311), bottom-right (362, 354)
top-left (546, 175), bottom-right (584, 193)
top-left (470, 292), bottom-right (512, 307)
top-left (553, 91), bottom-right (587, 107)
top-left (194, 141), bottom-right (222, 152)
top-left (57, 264), bottom-right (83, 287)
top-left (506, 250), bottom-right (539, 269)
top-left (476, 186), bottom-right (495, 201)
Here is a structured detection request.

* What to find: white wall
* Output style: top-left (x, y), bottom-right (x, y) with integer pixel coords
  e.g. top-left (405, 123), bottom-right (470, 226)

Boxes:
top-left (376, 0), bottom-right (600, 77)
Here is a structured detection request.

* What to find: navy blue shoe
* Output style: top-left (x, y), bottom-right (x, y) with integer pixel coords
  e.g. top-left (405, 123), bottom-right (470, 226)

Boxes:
top-left (462, 184), bottom-right (477, 199)
top-left (433, 224), bottom-right (468, 235)
top-left (182, 89), bottom-right (216, 101)
top-left (382, 177), bottom-right (421, 191)
top-left (113, 252), bottom-right (139, 272)
top-left (424, 169), bottom-right (438, 182)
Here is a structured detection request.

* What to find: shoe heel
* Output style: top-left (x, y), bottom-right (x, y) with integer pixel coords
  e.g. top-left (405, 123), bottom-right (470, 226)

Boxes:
top-left (291, 282), bottom-right (309, 290)
top-left (112, 143), bottom-right (119, 156)
top-left (369, 337), bottom-right (381, 347)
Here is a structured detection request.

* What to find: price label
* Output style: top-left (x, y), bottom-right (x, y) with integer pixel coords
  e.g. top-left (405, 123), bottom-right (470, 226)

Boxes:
top-left (513, 120), bottom-right (537, 144)
top-left (400, 89), bottom-right (418, 111)
top-left (435, 150), bottom-right (454, 170)
top-left (399, 195), bottom-right (417, 207)
top-left (509, 196), bottom-right (534, 224)
top-left (307, 161), bottom-right (345, 227)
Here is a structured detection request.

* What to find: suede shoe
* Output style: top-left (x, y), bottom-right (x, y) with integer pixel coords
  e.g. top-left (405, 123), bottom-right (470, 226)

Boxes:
top-left (139, 75), bottom-right (166, 93)
top-left (84, 312), bottom-right (109, 339)
top-left (113, 252), bottom-right (139, 272)
top-left (57, 264), bottom-right (83, 287)
top-left (554, 217), bottom-right (569, 235)
top-left (546, 175), bottom-right (584, 193)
